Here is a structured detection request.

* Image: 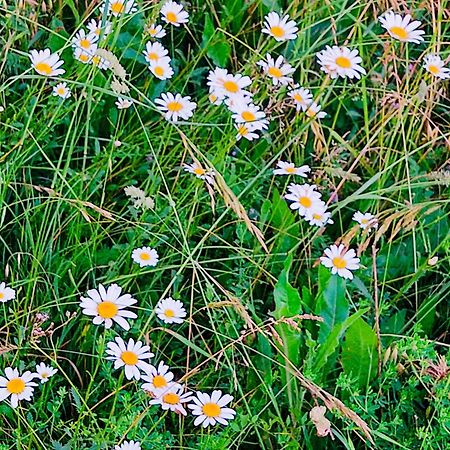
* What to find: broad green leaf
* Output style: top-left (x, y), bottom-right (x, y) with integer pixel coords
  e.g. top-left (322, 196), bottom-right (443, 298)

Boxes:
top-left (341, 318), bottom-right (378, 388)
top-left (316, 265), bottom-right (348, 343)
top-left (202, 14), bottom-right (231, 67)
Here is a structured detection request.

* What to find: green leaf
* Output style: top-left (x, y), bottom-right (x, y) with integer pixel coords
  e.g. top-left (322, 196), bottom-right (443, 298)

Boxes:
top-left (341, 318), bottom-right (378, 388)
top-left (316, 266), bottom-right (348, 343)
top-left (314, 308), bottom-right (369, 372)
top-left (202, 13), bottom-right (231, 67)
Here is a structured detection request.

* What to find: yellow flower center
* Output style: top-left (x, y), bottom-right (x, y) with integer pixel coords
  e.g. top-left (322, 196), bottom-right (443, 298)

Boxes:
top-left (140, 252), bottom-right (151, 261)
top-left (95, 29), bottom-right (101, 36)
top-left (268, 66), bottom-right (283, 78)
top-left (389, 26), bottom-right (408, 40)
top-left (335, 56), bottom-right (351, 69)
top-left (270, 25), bottom-right (285, 38)
top-left (41, 372), bottom-right (49, 379)
top-left (147, 52), bottom-right (158, 60)
top-left (164, 308), bottom-right (175, 318)
top-left (79, 53), bottom-right (90, 62)
top-left (149, 28), bottom-right (157, 35)
top-left (92, 55), bottom-right (101, 65)
top-left (238, 125), bottom-right (248, 136)
top-left (97, 301), bottom-right (118, 319)
top-left (163, 392), bottom-right (180, 405)
top-left (57, 87), bottom-right (65, 95)
top-left (428, 64), bottom-right (440, 75)
top-left (332, 257), bottom-right (347, 269)
top-left (202, 402), bottom-right (221, 417)
top-left (152, 375), bottom-right (167, 388)
top-left (209, 94), bottom-right (217, 102)
top-left (361, 218), bottom-right (369, 224)
top-left (313, 213), bottom-right (322, 220)
top-left (166, 11), bottom-right (178, 23)
top-left (111, 2), bottom-right (124, 14)
top-left (35, 62), bottom-right (52, 75)
top-left (167, 101), bottom-right (182, 112)
top-left (241, 111), bottom-right (256, 122)
top-left (285, 167), bottom-right (296, 173)
top-left (7, 378), bottom-right (25, 394)
top-left (293, 93), bottom-right (303, 103)
top-left (299, 196), bottom-right (312, 208)
top-left (0, 293), bottom-right (4, 300)
top-left (80, 39), bottom-right (90, 49)
top-left (222, 80), bottom-right (239, 93)
top-left (153, 66), bottom-right (164, 77)
top-left (306, 108), bottom-right (316, 118)
top-left (121, 350), bottom-right (138, 365)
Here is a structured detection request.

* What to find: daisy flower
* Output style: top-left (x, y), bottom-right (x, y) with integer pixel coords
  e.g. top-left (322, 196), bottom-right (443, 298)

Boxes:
top-left (353, 211), bottom-right (378, 230)
top-left (115, 97), bottom-right (133, 109)
top-left (183, 162), bottom-right (215, 184)
top-left (71, 29), bottom-right (98, 53)
top-left (423, 54), bottom-right (450, 79)
top-left (102, 0), bottom-right (137, 17)
top-left (146, 23), bottom-right (167, 39)
top-left (0, 282), bottom-right (15, 303)
top-left (115, 441), bottom-right (141, 450)
top-left (316, 46), bottom-right (366, 79)
top-left (131, 247), bottom-right (159, 267)
top-left (141, 361), bottom-right (174, 393)
top-left (305, 207), bottom-right (334, 227)
top-left (35, 362), bottom-right (58, 384)
top-left (0, 367), bottom-right (38, 409)
top-left (154, 297), bottom-right (187, 324)
top-left (258, 54), bottom-right (295, 86)
top-left (106, 336), bottom-right (154, 380)
top-left (379, 12), bottom-right (425, 44)
top-left (154, 92), bottom-right (197, 122)
top-left (285, 183), bottom-right (324, 216)
top-left (74, 46), bottom-right (97, 64)
top-left (305, 101), bottom-right (327, 119)
top-left (261, 12), bottom-right (298, 41)
top-left (149, 382), bottom-right (193, 415)
top-left (188, 390), bottom-right (236, 427)
top-left (208, 90), bottom-right (224, 105)
top-left (29, 49), bottom-right (65, 76)
top-left (149, 57), bottom-right (174, 80)
top-left (273, 161), bottom-right (311, 177)
top-left (79, 283), bottom-right (137, 331)
top-left (207, 68), bottom-right (253, 99)
top-left (52, 82), bottom-right (71, 99)
top-left (87, 18), bottom-right (113, 38)
top-left (229, 99), bottom-right (269, 131)
top-left (143, 42), bottom-right (169, 64)
top-left (320, 244), bottom-right (360, 280)
top-left (235, 123), bottom-right (260, 142)
top-left (160, 1), bottom-right (189, 26)
top-left (92, 54), bottom-right (111, 70)
top-left (288, 87), bottom-right (313, 111)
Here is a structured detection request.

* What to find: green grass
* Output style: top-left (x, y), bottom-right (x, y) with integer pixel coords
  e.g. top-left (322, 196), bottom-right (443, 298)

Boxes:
top-left (1, 0), bottom-right (450, 448)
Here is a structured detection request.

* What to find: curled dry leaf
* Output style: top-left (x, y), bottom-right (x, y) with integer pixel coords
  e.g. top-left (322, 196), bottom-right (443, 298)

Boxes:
top-left (310, 406), bottom-right (333, 438)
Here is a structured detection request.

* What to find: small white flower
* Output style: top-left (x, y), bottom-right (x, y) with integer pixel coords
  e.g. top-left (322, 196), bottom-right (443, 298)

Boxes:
top-left (102, 0), bottom-right (137, 17)
top-left (183, 162), bottom-right (215, 184)
top-left (208, 90), bottom-right (224, 105)
top-left (316, 46), bottom-right (366, 79)
top-left (353, 211), bottom-right (378, 230)
top-left (155, 297), bottom-right (187, 324)
top-left (115, 441), bottom-right (141, 450)
top-left (146, 23), bottom-right (167, 38)
top-left (305, 101), bottom-right (327, 119)
top-left (0, 367), bottom-right (38, 409)
top-left (141, 361), bottom-right (174, 393)
top-left (74, 46), bottom-right (97, 64)
top-left (35, 363), bottom-right (58, 384)
top-left (229, 99), bottom-right (269, 131)
top-left (285, 183), bottom-right (324, 216)
top-left (71, 29), bottom-right (99, 53)
top-left (143, 42), bottom-right (169, 64)
top-left (207, 68), bottom-right (253, 99)
top-left (273, 161), bottom-right (310, 177)
top-left (106, 336), bottom-right (155, 380)
top-left (320, 244), bottom-right (360, 280)
top-left (131, 247), bottom-right (159, 267)
top-left (87, 18), bottom-right (113, 38)
top-left (288, 87), bottom-right (313, 111)
top-left (0, 282), bottom-right (15, 303)
top-left (154, 92), bottom-right (197, 122)
top-left (261, 12), bottom-right (298, 42)
top-left (29, 49), bottom-right (65, 76)
top-left (92, 54), bottom-right (111, 70)
top-left (304, 207), bottom-right (334, 227)
top-left (235, 123), bottom-right (260, 141)
top-left (115, 97), bottom-right (133, 109)
top-left (52, 82), bottom-right (71, 99)
top-left (79, 283), bottom-right (137, 331)
top-left (149, 57), bottom-right (174, 80)
top-left (379, 12), bottom-right (425, 44)
top-left (160, 1), bottom-right (189, 26)
top-left (257, 54), bottom-right (295, 86)
top-left (188, 390), bottom-right (236, 427)
top-left (423, 54), bottom-right (450, 79)
top-left (149, 382), bottom-right (193, 415)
